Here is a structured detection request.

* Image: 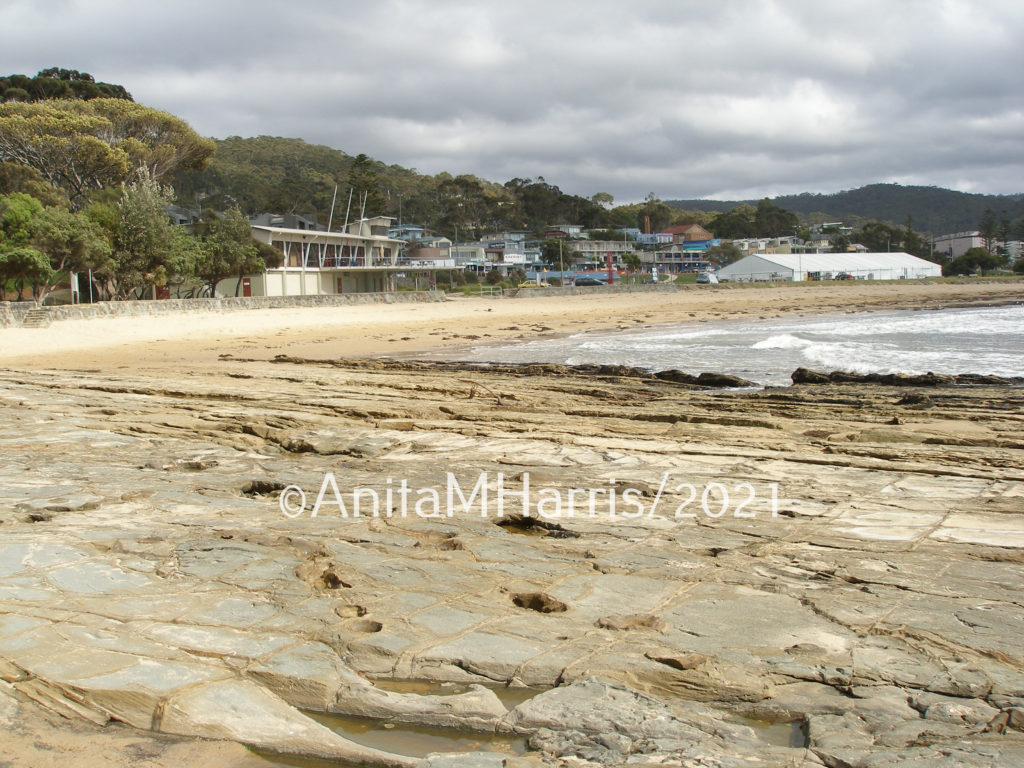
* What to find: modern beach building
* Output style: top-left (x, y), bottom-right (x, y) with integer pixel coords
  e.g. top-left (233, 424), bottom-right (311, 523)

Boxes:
top-left (215, 216), bottom-right (406, 297)
top-left (716, 252), bottom-right (942, 282)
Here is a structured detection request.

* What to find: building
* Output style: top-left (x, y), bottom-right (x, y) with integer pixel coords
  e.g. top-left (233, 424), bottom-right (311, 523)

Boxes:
top-left (249, 212), bottom-right (323, 231)
top-left (715, 252), bottom-right (942, 282)
top-left (635, 232), bottom-right (674, 246)
top-left (932, 231), bottom-right (1024, 260)
top-left (167, 205), bottom-right (200, 226)
top-left (641, 245), bottom-right (710, 274)
top-left (547, 223), bottom-right (585, 238)
top-left (388, 224), bottom-right (428, 241)
top-left (660, 224), bottom-right (715, 244)
top-left (567, 240), bottom-right (636, 269)
top-left (216, 216), bottom-right (405, 297)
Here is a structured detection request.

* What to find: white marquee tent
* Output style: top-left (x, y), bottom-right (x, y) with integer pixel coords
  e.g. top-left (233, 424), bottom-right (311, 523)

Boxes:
top-left (715, 252), bottom-right (942, 282)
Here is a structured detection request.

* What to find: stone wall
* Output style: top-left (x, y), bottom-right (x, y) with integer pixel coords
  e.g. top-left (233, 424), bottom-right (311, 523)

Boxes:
top-left (0, 292), bottom-right (445, 328)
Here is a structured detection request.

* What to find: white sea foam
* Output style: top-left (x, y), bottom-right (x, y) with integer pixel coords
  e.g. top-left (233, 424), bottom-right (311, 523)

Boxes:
top-left (462, 305), bottom-right (1024, 386)
top-left (751, 334), bottom-right (813, 350)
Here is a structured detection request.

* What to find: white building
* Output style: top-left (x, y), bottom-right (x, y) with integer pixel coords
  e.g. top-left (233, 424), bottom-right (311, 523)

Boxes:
top-left (216, 216), bottom-right (406, 297)
top-left (716, 252), bottom-right (942, 282)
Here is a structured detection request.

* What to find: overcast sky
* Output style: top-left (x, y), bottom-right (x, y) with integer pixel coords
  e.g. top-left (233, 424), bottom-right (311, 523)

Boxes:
top-left (4, 0), bottom-right (1023, 202)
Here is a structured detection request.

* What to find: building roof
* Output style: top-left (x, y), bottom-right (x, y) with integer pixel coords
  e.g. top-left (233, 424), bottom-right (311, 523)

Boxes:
top-left (660, 223), bottom-right (710, 235)
top-left (718, 252), bottom-right (939, 275)
top-left (250, 225), bottom-right (401, 245)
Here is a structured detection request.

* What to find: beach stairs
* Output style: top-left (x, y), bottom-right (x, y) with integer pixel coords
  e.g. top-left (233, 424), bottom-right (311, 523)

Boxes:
top-left (21, 308), bottom-right (52, 328)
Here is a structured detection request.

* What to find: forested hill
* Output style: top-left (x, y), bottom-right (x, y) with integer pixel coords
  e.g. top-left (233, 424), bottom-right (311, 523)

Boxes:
top-left (171, 136), bottom-right (616, 238)
top-left (667, 184), bottom-right (1024, 235)
top-left (171, 135), bottom-right (432, 219)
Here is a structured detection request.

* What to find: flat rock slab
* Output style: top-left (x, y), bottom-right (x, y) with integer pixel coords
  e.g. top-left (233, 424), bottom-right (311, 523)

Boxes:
top-left (1, 363), bottom-right (1024, 766)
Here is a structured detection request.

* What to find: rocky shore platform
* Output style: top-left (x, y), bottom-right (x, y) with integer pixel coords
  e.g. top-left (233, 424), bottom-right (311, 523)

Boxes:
top-left (2, 356), bottom-right (1023, 767)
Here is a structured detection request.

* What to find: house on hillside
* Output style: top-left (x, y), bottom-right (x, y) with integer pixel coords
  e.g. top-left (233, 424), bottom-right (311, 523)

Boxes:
top-left (249, 212), bottom-right (324, 231)
top-left (544, 224), bottom-right (584, 239)
top-left (567, 240), bottom-right (636, 269)
top-left (660, 223), bottom-right (715, 244)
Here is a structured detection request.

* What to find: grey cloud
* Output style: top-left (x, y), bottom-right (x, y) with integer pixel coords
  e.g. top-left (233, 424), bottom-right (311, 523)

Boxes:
top-left (4, 0), bottom-right (1022, 201)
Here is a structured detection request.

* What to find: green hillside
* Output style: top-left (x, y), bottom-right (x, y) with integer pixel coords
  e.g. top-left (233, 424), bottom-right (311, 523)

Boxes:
top-left (667, 184), bottom-right (1024, 235)
top-left (171, 136), bottom-right (617, 238)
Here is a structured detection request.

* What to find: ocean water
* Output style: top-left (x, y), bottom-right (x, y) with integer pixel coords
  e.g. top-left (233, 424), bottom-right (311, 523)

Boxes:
top-left (458, 304), bottom-right (1024, 387)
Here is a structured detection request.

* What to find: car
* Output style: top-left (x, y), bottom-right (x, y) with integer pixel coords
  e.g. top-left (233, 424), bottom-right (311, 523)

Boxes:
top-left (696, 273), bottom-right (719, 284)
top-left (518, 280), bottom-right (550, 288)
top-left (573, 277), bottom-right (606, 286)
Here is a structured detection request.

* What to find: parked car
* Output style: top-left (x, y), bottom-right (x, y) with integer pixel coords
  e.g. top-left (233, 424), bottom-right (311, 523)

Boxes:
top-left (518, 280), bottom-right (550, 288)
top-left (573, 277), bottom-right (606, 286)
top-left (696, 273), bottom-right (719, 284)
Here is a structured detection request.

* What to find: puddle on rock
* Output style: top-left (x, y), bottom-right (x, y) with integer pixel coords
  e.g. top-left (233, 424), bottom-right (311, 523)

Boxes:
top-left (256, 717), bottom-right (525, 768)
top-left (738, 717), bottom-right (809, 748)
top-left (257, 680), bottom-right (538, 767)
top-left (300, 712), bottom-right (526, 760)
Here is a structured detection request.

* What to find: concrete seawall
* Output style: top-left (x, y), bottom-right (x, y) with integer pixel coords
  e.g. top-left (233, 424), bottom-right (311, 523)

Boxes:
top-left (0, 292), bottom-right (447, 328)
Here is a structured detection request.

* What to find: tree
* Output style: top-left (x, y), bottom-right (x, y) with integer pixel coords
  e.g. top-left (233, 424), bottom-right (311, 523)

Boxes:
top-left (30, 205), bottom-right (111, 302)
top-left (1, 68), bottom-right (133, 103)
top-left (111, 170), bottom-right (176, 299)
top-left (709, 204), bottom-right (757, 239)
top-left (855, 221), bottom-right (902, 253)
top-left (704, 243), bottom-right (743, 266)
top-left (540, 238), bottom-right (565, 269)
top-left (622, 253), bottom-right (642, 272)
top-left (754, 198), bottom-right (799, 238)
top-left (0, 192), bottom-right (44, 245)
top-left (830, 235), bottom-right (851, 253)
top-left (484, 268), bottom-right (503, 285)
top-left (978, 208), bottom-right (998, 254)
top-left (346, 153), bottom-right (387, 219)
top-left (165, 228), bottom-right (204, 297)
top-left (587, 229), bottom-right (629, 241)
top-left (194, 206), bottom-right (276, 296)
top-left (0, 163), bottom-right (68, 207)
top-left (942, 246), bottom-right (1006, 276)
top-left (996, 214), bottom-right (1012, 258)
top-left (0, 246), bottom-right (53, 300)
top-left (638, 193), bottom-right (673, 234)
top-left (591, 192), bottom-right (614, 209)
top-left (435, 175), bottom-right (490, 240)
top-left (0, 99), bottom-right (214, 209)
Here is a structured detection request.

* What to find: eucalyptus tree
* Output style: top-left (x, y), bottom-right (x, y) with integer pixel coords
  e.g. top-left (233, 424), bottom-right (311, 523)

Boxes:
top-left (0, 98), bottom-right (214, 209)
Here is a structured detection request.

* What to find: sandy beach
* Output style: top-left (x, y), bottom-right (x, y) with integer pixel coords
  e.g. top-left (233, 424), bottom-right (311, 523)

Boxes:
top-left (3, 280), bottom-right (1021, 370)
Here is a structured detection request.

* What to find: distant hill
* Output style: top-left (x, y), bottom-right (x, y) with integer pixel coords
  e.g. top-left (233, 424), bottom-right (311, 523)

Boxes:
top-left (170, 136), bottom-right (611, 237)
top-left (171, 136), bottom-right (1023, 238)
top-left (667, 184), bottom-right (1024, 235)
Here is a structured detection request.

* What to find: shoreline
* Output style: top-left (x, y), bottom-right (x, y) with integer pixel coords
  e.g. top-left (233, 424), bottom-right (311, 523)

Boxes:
top-left (407, 292), bottom-right (1024, 369)
top-left (1, 280), bottom-right (1021, 373)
